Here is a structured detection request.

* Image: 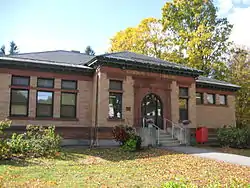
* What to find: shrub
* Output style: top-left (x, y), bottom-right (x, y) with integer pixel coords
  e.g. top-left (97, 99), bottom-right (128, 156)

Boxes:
top-left (162, 181), bottom-right (190, 188)
top-left (0, 120), bottom-right (12, 160)
top-left (0, 119), bottom-right (11, 135)
top-left (121, 135), bottom-right (142, 152)
top-left (112, 125), bottom-right (135, 145)
top-left (217, 127), bottom-right (250, 148)
top-left (7, 125), bottom-right (61, 158)
top-left (113, 125), bottom-right (141, 151)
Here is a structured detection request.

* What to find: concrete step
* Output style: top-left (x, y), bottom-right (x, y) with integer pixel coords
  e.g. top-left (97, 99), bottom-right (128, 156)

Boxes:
top-left (159, 137), bottom-right (178, 141)
top-left (159, 135), bottom-right (173, 139)
top-left (160, 141), bottom-right (181, 147)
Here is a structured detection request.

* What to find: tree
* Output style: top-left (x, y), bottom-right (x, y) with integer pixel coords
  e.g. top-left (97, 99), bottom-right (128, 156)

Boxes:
top-left (9, 41), bottom-right (18, 55)
top-left (227, 47), bottom-right (250, 127)
top-left (0, 41), bottom-right (19, 56)
top-left (110, 18), bottom-right (174, 60)
top-left (0, 45), bottom-right (5, 56)
top-left (161, 0), bottom-right (233, 78)
top-left (85, 46), bottom-right (95, 55)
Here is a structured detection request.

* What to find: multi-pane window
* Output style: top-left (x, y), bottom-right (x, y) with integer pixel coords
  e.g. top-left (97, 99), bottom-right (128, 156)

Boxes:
top-left (36, 78), bottom-right (54, 117)
top-left (37, 78), bottom-right (54, 88)
top-left (12, 76), bottom-right (30, 86)
top-left (10, 76), bottom-right (30, 116)
top-left (36, 91), bottom-right (53, 117)
top-left (109, 80), bottom-right (123, 91)
top-left (179, 87), bottom-right (188, 121)
top-left (61, 80), bottom-right (77, 118)
top-left (196, 92), bottom-right (203, 104)
top-left (10, 89), bottom-right (29, 116)
top-left (207, 94), bottom-right (216, 104)
top-left (109, 80), bottom-right (123, 119)
top-left (219, 95), bottom-right (227, 105)
top-left (179, 99), bottom-right (188, 121)
top-left (61, 80), bottom-right (77, 90)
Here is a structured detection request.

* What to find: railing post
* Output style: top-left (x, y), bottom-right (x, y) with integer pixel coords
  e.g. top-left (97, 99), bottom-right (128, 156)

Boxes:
top-left (172, 124), bottom-right (174, 139)
top-left (157, 128), bottom-right (160, 145)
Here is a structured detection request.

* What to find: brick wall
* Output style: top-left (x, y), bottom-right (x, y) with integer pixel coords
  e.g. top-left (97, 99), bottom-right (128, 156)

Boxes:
top-left (96, 72), bottom-right (134, 128)
top-left (196, 95), bottom-right (236, 128)
top-left (0, 71), bottom-right (93, 130)
top-left (170, 81), bottom-right (179, 123)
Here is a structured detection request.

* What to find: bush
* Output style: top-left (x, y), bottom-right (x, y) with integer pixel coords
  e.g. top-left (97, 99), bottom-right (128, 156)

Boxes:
top-left (217, 127), bottom-right (250, 148)
top-left (112, 125), bottom-right (135, 145)
top-left (162, 181), bottom-right (189, 188)
top-left (113, 125), bottom-right (141, 151)
top-left (8, 125), bottom-right (62, 157)
top-left (0, 120), bottom-right (12, 160)
top-left (121, 135), bottom-right (142, 152)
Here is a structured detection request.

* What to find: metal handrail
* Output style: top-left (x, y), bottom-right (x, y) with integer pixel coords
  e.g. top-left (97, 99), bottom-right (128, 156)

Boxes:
top-left (164, 118), bottom-right (186, 145)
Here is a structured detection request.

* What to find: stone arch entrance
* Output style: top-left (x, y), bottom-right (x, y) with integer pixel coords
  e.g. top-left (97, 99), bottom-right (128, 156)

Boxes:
top-left (141, 93), bottom-right (163, 129)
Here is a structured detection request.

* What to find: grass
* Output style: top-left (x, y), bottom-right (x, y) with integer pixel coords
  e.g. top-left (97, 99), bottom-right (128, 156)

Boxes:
top-left (0, 147), bottom-right (250, 187)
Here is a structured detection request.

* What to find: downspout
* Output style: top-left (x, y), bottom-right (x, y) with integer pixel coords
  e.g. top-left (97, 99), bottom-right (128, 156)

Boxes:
top-left (92, 67), bottom-right (100, 147)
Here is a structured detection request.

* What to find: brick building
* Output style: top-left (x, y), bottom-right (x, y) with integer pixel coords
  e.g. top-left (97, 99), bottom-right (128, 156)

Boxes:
top-left (0, 50), bottom-right (240, 146)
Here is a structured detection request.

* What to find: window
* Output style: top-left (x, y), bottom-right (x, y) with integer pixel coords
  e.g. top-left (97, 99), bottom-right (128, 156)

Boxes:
top-left (10, 89), bottom-right (29, 116)
top-left (12, 76), bottom-right (29, 86)
top-left (207, 94), bottom-right (216, 104)
top-left (109, 93), bottom-right (122, 119)
top-left (179, 98), bottom-right (188, 121)
top-left (61, 80), bottom-right (77, 118)
top-left (36, 91), bottom-right (53, 117)
top-left (179, 87), bottom-right (188, 97)
top-left (196, 92), bottom-right (203, 104)
top-left (179, 87), bottom-right (189, 121)
top-left (109, 80), bottom-right (123, 91)
top-left (37, 78), bottom-right (54, 88)
top-left (109, 80), bottom-right (123, 119)
top-left (61, 80), bottom-right (77, 90)
top-left (10, 76), bottom-right (30, 116)
top-left (219, 95), bottom-right (227, 105)
top-left (61, 93), bottom-right (76, 118)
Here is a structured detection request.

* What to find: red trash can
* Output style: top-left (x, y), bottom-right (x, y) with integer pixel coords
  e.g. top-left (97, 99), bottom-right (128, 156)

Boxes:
top-left (196, 127), bottom-right (208, 143)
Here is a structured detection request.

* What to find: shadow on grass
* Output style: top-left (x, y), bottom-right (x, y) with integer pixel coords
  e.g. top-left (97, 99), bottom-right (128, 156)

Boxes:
top-left (58, 146), bottom-right (177, 162)
top-left (0, 158), bottom-right (41, 167)
top-left (0, 147), bottom-right (178, 166)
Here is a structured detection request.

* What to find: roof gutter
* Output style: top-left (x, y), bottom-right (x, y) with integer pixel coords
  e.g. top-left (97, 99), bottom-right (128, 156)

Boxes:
top-left (93, 56), bottom-right (203, 77)
top-left (0, 57), bottom-right (94, 75)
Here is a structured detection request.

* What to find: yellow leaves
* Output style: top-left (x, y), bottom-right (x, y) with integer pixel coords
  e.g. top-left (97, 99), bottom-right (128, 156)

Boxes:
top-left (0, 148), bottom-right (250, 187)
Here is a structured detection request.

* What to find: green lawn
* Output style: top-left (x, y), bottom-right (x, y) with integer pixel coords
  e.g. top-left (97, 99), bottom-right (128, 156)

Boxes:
top-left (0, 147), bottom-right (249, 187)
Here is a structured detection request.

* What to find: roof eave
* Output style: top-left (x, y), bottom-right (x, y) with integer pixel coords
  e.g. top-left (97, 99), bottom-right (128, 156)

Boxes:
top-left (93, 56), bottom-right (203, 77)
top-left (0, 58), bottom-right (94, 75)
top-left (196, 81), bottom-right (241, 92)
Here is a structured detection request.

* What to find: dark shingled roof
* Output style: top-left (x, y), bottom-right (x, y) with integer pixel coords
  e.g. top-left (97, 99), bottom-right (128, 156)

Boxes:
top-left (92, 51), bottom-right (203, 74)
top-left (197, 76), bottom-right (240, 89)
top-left (1, 50), bottom-right (240, 90)
top-left (11, 50), bottom-right (95, 65)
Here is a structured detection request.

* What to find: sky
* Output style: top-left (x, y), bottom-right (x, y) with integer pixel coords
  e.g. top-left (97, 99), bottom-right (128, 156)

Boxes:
top-left (0, 0), bottom-right (249, 55)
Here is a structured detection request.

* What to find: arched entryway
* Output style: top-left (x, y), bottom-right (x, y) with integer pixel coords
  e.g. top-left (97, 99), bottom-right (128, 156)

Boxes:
top-left (141, 93), bottom-right (163, 129)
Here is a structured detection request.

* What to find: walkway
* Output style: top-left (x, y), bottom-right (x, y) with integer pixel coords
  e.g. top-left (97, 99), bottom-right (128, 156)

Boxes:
top-left (161, 146), bottom-right (250, 167)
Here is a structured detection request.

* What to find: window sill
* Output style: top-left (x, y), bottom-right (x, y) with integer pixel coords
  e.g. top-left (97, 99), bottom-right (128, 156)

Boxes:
top-left (8, 116), bottom-right (79, 121)
top-left (197, 104), bottom-right (229, 107)
top-left (108, 89), bottom-right (123, 93)
top-left (107, 118), bottom-right (125, 122)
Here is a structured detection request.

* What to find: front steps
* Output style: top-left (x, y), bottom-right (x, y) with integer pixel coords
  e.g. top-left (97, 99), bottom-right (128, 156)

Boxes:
top-left (157, 131), bottom-right (181, 147)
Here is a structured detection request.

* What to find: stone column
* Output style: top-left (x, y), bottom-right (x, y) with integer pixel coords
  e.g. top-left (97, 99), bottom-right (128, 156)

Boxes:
top-left (170, 81), bottom-right (179, 123)
top-left (53, 78), bottom-right (61, 118)
top-left (0, 73), bottom-right (11, 118)
top-left (188, 82), bottom-right (196, 128)
top-left (29, 76), bottom-right (37, 117)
